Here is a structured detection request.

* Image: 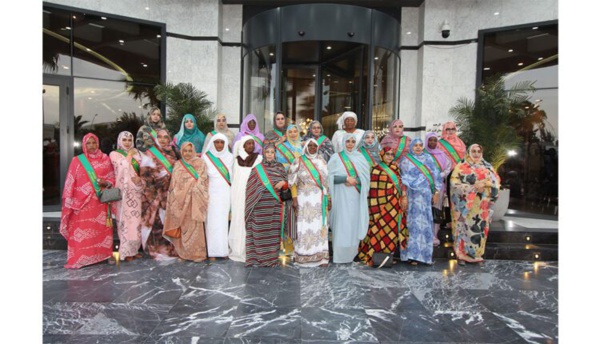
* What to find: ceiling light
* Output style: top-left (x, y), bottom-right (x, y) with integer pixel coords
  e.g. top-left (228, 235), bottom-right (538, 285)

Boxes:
top-left (269, 52), bottom-right (274, 56)
top-left (538, 57), bottom-right (543, 61)
top-left (508, 49), bottom-right (513, 52)
top-left (532, 26), bottom-right (539, 30)
top-left (64, 26), bottom-right (71, 30)
top-left (86, 48), bottom-right (91, 51)
top-left (312, 74), bottom-right (316, 77)
top-left (142, 64), bottom-right (148, 68)
top-left (494, 12), bottom-right (500, 15)
top-left (374, 57), bottom-right (379, 60)
top-left (157, 34), bottom-right (161, 38)
top-left (518, 62), bottom-right (524, 66)
top-left (507, 150), bottom-right (517, 157)
top-left (145, 7), bottom-right (150, 10)
top-left (225, 28), bottom-right (230, 31)
top-left (326, 46), bottom-right (332, 50)
top-left (62, 65), bottom-right (69, 70)
top-left (484, 67), bottom-right (491, 71)
top-left (72, 15), bottom-right (77, 19)
top-left (101, 16), bottom-right (107, 20)
top-left (407, 31), bottom-right (412, 35)
top-left (327, 74), bottom-right (331, 77)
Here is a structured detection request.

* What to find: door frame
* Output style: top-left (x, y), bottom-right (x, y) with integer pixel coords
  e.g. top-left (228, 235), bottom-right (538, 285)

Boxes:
top-left (43, 74), bottom-right (73, 212)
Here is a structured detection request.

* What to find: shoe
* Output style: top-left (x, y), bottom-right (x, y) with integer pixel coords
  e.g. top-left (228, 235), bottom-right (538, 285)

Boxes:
top-left (107, 257), bottom-right (116, 265)
top-left (457, 260), bottom-right (466, 266)
top-left (410, 260), bottom-right (418, 266)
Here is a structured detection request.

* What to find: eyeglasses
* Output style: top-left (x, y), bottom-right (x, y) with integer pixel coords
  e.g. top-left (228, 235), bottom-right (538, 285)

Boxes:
top-left (383, 152), bottom-right (394, 156)
top-left (446, 128), bottom-right (457, 131)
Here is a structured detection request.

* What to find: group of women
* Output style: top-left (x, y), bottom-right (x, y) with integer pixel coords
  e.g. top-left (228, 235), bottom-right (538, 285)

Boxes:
top-left (60, 108), bottom-right (499, 269)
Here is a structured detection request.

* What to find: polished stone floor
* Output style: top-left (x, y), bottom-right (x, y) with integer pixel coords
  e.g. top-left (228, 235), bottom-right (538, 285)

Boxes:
top-left (43, 250), bottom-right (558, 343)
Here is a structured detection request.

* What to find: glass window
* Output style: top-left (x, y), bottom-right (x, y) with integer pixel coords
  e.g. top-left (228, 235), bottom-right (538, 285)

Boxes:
top-left (480, 22), bottom-right (558, 216)
top-left (43, 8), bottom-right (72, 75)
top-left (372, 47), bottom-right (400, 138)
top-left (243, 45), bottom-right (276, 133)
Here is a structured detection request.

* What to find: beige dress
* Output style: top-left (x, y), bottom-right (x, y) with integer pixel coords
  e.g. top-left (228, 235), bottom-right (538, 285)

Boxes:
top-left (163, 157), bottom-right (209, 261)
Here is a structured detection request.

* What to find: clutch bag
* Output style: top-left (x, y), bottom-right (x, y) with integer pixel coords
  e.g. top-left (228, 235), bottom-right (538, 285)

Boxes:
top-left (99, 188), bottom-right (122, 203)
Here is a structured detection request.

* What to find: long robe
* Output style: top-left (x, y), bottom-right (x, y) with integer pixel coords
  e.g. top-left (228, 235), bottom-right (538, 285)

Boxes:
top-left (358, 162), bottom-right (406, 265)
top-left (399, 152), bottom-right (442, 264)
top-left (109, 150), bottom-right (143, 260)
top-left (202, 134), bottom-right (234, 257)
top-left (60, 134), bottom-right (115, 269)
top-left (288, 154), bottom-right (330, 267)
top-left (244, 160), bottom-right (288, 267)
top-left (140, 146), bottom-right (178, 260)
top-left (163, 158), bottom-right (209, 261)
top-left (450, 156), bottom-right (500, 262)
top-left (229, 154), bottom-right (263, 262)
top-left (327, 144), bottom-right (371, 263)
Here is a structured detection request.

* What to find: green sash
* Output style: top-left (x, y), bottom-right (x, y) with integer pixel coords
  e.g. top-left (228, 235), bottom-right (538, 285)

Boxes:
top-left (439, 139), bottom-right (461, 164)
top-left (77, 154), bottom-right (112, 226)
top-left (206, 151), bottom-right (231, 185)
top-left (339, 151), bottom-right (361, 193)
top-left (273, 129), bottom-right (284, 138)
top-left (379, 161), bottom-right (403, 231)
top-left (179, 160), bottom-right (199, 180)
top-left (116, 149), bottom-right (140, 175)
top-left (301, 156), bottom-right (328, 228)
top-left (424, 151), bottom-right (442, 172)
top-left (394, 136), bottom-right (408, 161)
top-left (316, 135), bottom-right (327, 148)
top-left (255, 163), bottom-right (286, 237)
top-left (248, 134), bottom-right (264, 148)
top-left (211, 130), bottom-right (217, 136)
top-left (360, 147), bottom-right (376, 167)
top-left (276, 143), bottom-right (295, 164)
top-left (406, 154), bottom-right (435, 193)
top-left (149, 128), bottom-right (158, 139)
top-left (148, 146), bottom-right (174, 174)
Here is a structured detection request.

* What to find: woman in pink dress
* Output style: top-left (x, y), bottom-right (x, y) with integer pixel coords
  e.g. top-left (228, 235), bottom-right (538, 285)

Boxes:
top-left (60, 133), bottom-right (116, 269)
top-left (109, 131), bottom-right (143, 261)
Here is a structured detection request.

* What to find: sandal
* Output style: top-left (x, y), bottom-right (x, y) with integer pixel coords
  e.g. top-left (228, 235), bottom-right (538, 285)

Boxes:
top-left (410, 260), bottom-right (418, 266)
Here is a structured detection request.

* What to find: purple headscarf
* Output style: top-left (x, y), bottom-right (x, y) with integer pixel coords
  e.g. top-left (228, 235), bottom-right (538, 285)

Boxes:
top-left (425, 132), bottom-right (449, 168)
top-left (234, 114), bottom-right (265, 154)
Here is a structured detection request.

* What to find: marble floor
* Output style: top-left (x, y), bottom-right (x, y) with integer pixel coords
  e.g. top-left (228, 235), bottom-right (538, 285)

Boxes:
top-left (43, 250), bottom-right (558, 343)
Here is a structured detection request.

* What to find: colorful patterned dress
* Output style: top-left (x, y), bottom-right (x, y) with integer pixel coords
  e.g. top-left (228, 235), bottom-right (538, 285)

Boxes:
top-left (358, 160), bottom-right (406, 265)
top-left (449, 145), bottom-right (500, 262)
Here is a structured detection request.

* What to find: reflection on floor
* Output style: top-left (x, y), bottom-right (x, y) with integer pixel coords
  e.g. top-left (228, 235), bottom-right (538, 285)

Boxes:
top-left (43, 250), bottom-right (558, 343)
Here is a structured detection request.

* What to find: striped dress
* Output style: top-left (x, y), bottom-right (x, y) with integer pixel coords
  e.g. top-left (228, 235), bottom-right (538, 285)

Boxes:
top-left (244, 160), bottom-right (288, 267)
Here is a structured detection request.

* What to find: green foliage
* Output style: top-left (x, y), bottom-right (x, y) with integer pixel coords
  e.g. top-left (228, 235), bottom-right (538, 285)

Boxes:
top-left (109, 112), bottom-right (145, 137)
top-left (449, 75), bottom-right (536, 171)
top-left (154, 82), bottom-right (214, 135)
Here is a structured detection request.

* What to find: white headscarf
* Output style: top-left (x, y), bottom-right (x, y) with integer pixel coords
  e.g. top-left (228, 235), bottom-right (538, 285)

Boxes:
top-left (206, 133), bottom-right (233, 165)
top-left (337, 111), bottom-right (358, 130)
top-left (303, 138), bottom-right (319, 159)
top-left (233, 135), bottom-right (253, 160)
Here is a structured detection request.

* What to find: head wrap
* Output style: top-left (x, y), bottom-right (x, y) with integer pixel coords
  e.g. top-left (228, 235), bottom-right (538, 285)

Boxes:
top-left (155, 129), bottom-right (174, 151)
top-left (379, 146), bottom-right (394, 161)
top-left (180, 142), bottom-right (199, 164)
top-left (273, 112), bottom-right (287, 132)
top-left (240, 114), bottom-right (261, 136)
top-left (342, 133), bottom-right (359, 155)
top-left (380, 119), bottom-right (403, 146)
top-left (409, 137), bottom-right (424, 156)
top-left (234, 135), bottom-right (253, 160)
top-left (116, 131), bottom-right (135, 151)
top-left (358, 130), bottom-right (380, 152)
top-left (441, 121), bottom-right (467, 154)
top-left (82, 133), bottom-right (103, 159)
top-left (145, 106), bottom-right (166, 130)
top-left (304, 120), bottom-right (324, 140)
top-left (338, 111), bottom-right (358, 130)
top-left (214, 113), bottom-right (230, 134)
top-left (174, 114), bottom-right (205, 153)
top-left (206, 133), bottom-right (230, 158)
top-left (286, 124), bottom-right (301, 147)
top-left (303, 138), bottom-right (320, 159)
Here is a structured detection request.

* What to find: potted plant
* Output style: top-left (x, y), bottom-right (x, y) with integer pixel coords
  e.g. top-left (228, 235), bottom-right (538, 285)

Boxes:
top-left (449, 75), bottom-right (536, 220)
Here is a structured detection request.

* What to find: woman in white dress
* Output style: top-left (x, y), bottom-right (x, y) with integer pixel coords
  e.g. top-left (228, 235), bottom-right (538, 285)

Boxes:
top-left (228, 135), bottom-right (263, 262)
top-left (202, 133), bottom-right (234, 259)
top-left (288, 138), bottom-right (330, 267)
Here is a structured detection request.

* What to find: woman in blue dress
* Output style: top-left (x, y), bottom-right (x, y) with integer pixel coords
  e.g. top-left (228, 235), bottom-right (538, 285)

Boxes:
top-left (399, 138), bottom-right (442, 265)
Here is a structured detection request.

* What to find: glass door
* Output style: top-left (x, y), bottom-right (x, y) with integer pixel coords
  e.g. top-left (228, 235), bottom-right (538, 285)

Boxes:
top-left (281, 66), bottom-right (318, 137)
top-left (43, 75), bottom-right (72, 210)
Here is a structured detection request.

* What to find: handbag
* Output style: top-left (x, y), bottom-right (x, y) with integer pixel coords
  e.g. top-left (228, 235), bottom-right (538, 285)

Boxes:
top-left (164, 227), bottom-right (181, 238)
top-left (372, 252), bottom-right (394, 268)
top-left (99, 188), bottom-right (122, 203)
top-left (280, 188), bottom-right (292, 201)
top-left (432, 207), bottom-right (444, 224)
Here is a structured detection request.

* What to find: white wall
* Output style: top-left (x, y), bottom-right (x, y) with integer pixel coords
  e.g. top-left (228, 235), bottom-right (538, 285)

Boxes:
top-left (400, 0), bottom-right (558, 138)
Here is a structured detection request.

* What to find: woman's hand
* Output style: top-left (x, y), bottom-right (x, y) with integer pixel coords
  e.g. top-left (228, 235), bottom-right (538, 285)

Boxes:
top-left (401, 197), bottom-right (408, 210)
top-left (432, 191), bottom-right (440, 205)
top-left (132, 176), bottom-right (142, 185)
top-left (475, 180), bottom-right (486, 193)
top-left (127, 148), bottom-right (138, 157)
top-left (346, 176), bottom-right (357, 186)
top-left (98, 179), bottom-right (110, 188)
top-left (292, 197), bottom-right (298, 211)
top-left (275, 181), bottom-right (286, 190)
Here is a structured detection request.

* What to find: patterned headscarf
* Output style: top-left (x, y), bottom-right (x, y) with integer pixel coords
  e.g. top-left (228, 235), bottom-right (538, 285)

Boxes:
top-left (409, 137), bottom-right (424, 156)
top-left (155, 129), bottom-right (174, 151)
top-left (144, 106), bottom-right (166, 130)
top-left (379, 146), bottom-right (394, 161)
top-left (286, 124), bottom-right (301, 147)
top-left (304, 120), bottom-right (324, 140)
top-left (180, 142), bottom-right (199, 164)
top-left (358, 130), bottom-right (380, 155)
top-left (116, 131), bottom-right (135, 152)
top-left (441, 121), bottom-right (466, 155)
top-left (262, 143), bottom-right (277, 164)
top-left (174, 114), bottom-right (205, 153)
